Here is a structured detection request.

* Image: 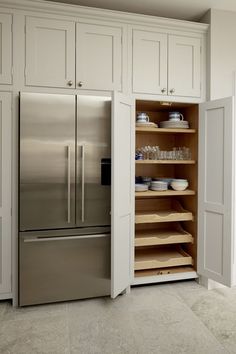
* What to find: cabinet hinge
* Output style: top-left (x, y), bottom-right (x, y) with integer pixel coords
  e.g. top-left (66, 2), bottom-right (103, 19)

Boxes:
top-left (24, 24), bottom-right (26, 34)
top-left (11, 23), bottom-right (13, 33)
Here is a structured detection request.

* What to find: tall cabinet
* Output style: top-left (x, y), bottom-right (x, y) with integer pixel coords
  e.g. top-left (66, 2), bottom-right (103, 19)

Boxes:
top-left (0, 92), bottom-right (12, 297)
top-left (113, 96), bottom-right (235, 296)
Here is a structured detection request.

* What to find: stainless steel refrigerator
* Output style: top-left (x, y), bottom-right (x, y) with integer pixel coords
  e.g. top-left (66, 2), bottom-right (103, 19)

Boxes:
top-left (19, 92), bottom-right (111, 306)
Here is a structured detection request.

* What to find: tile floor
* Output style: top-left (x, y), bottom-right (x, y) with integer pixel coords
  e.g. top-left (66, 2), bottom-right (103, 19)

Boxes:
top-left (0, 280), bottom-right (235, 353)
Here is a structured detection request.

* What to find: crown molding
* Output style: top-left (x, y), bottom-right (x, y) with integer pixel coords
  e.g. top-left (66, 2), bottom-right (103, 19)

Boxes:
top-left (0, 0), bottom-right (209, 33)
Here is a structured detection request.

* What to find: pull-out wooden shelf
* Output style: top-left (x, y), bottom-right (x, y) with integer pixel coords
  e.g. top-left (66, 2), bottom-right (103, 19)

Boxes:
top-left (135, 246), bottom-right (193, 270)
top-left (135, 200), bottom-right (193, 224)
top-left (136, 127), bottom-right (196, 134)
top-left (136, 160), bottom-right (196, 165)
top-left (135, 226), bottom-right (193, 247)
top-left (135, 189), bottom-right (195, 198)
top-left (135, 266), bottom-right (195, 278)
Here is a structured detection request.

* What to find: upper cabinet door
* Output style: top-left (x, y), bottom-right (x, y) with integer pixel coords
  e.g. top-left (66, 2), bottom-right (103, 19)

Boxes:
top-left (198, 97), bottom-right (234, 287)
top-left (76, 22), bottom-right (122, 91)
top-left (25, 17), bottom-right (75, 88)
top-left (0, 14), bottom-right (12, 85)
top-left (168, 35), bottom-right (201, 98)
top-left (0, 92), bottom-right (12, 295)
top-left (132, 30), bottom-right (167, 95)
top-left (111, 93), bottom-right (135, 298)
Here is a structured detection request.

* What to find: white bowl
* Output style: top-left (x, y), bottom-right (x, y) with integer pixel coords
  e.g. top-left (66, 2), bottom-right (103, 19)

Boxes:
top-left (171, 181), bottom-right (188, 191)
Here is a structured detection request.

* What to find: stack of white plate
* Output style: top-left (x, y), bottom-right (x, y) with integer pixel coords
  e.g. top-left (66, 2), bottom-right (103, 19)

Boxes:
top-left (159, 121), bottom-right (189, 129)
top-left (136, 122), bottom-right (158, 128)
top-left (135, 184), bottom-right (148, 192)
top-left (150, 181), bottom-right (168, 191)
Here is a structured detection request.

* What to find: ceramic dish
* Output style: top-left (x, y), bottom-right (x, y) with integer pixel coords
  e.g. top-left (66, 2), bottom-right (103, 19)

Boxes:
top-left (171, 179), bottom-right (188, 191)
top-left (135, 184), bottom-right (148, 192)
top-left (136, 122), bottom-right (158, 128)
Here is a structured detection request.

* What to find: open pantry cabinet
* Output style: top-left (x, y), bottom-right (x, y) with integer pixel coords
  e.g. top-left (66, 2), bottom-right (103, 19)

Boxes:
top-left (132, 97), bottom-right (235, 287)
top-left (111, 94), bottom-right (235, 298)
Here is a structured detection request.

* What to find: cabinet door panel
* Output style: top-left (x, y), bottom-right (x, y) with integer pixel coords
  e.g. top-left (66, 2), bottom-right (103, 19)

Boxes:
top-left (25, 17), bottom-right (75, 88)
top-left (168, 35), bottom-right (201, 97)
top-left (132, 30), bottom-right (167, 94)
top-left (0, 14), bottom-right (12, 84)
top-left (0, 92), bottom-right (11, 295)
top-left (198, 97), bottom-right (234, 286)
top-left (111, 93), bottom-right (135, 298)
top-left (76, 23), bottom-right (122, 91)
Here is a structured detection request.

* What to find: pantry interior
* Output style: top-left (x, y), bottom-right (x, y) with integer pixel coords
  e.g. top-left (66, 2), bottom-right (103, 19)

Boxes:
top-left (134, 100), bottom-right (199, 285)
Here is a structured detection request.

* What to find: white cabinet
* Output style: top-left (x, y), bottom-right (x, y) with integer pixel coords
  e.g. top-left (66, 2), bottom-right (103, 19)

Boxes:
top-left (168, 35), bottom-right (201, 98)
top-left (132, 30), bottom-right (167, 95)
top-left (25, 16), bottom-right (76, 88)
top-left (0, 92), bottom-right (11, 296)
top-left (76, 22), bottom-right (122, 91)
top-left (132, 29), bottom-right (202, 99)
top-left (25, 17), bottom-right (123, 91)
top-left (111, 93), bottom-right (135, 298)
top-left (198, 97), bottom-right (234, 286)
top-left (131, 97), bottom-right (235, 289)
top-left (0, 14), bottom-right (12, 85)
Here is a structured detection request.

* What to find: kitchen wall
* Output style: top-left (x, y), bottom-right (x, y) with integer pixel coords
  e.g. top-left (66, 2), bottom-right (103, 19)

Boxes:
top-left (201, 9), bottom-right (236, 100)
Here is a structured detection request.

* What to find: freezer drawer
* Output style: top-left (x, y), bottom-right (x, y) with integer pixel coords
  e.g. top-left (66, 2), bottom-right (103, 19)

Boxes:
top-left (19, 232), bottom-right (110, 306)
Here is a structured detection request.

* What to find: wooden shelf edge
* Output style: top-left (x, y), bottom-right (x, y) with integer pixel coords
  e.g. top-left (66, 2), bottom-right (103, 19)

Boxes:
top-left (136, 127), bottom-right (196, 134)
top-left (135, 246), bottom-right (193, 271)
top-left (135, 189), bottom-right (195, 198)
top-left (135, 228), bottom-right (193, 247)
top-left (135, 160), bottom-right (196, 165)
top-left (132, 269), bottom-right (198, 286)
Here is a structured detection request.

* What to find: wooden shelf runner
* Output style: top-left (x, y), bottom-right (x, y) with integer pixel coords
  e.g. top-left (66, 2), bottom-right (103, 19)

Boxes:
top-left (136, 160), bottom-right (196, 165)
top-left (135, 226), bottom-right (193, 247)
top-left (135, 266), bottom-right (195, 277)
top-left (135, 189), bottom-right (195, 198)
top-left (135, 200), bottom-right (193, 224)
top-left (135, 246), bottom-right (193, 270)
top-left (136, 127), bottom-right (196, 134)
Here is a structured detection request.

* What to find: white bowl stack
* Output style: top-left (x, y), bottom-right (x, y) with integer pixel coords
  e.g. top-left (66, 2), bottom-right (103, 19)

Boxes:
top-left (159, 121), bottom-right (189, 129)
top-left (150, 180), bottom-right (168, 191)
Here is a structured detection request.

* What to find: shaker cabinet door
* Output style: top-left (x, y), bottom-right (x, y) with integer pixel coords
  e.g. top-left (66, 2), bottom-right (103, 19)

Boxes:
top-left (25, 17), bottom-right (75, 88)
top-left (132, 30), bottom-right (168, 95)
top-left (0, 14), bottom-right (12, 85)
top-left (0, 92), bottom-right (11, 296)
top-left (198, 97), bottom-right (234, 287)
top-left (168, 35), bottom-right (201, 98)
top-left (111, 93), bottom-right (135, 298)
top-left (76, 22), bottom-right (122, 91)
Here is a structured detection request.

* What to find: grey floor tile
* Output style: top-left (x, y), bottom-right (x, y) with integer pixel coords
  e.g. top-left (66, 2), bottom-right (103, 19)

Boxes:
top-left (0, 314), bottom-right (69, 354)
top-left (2, 301), bottom-right (67, 322)
top-left (68, 302), bottom-right (137, 354)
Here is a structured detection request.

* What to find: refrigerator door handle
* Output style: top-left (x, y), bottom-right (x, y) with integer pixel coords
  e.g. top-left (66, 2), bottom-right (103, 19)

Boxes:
top-left (81, 144), bottom-right (85, 222)
top-left (23, 233), bottom-right (110, 243)
top-left (67, 145), bottom-right (71, 223)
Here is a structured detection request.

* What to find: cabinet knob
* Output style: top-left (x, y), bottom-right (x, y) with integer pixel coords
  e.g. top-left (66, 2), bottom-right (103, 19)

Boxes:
top-left (169, 88), bottom-right (175, 94)
top-left (67, 80), bottom-right (73, 87)
top-left (78, 81), bottom-right (83, 87)
top-left (161, 88), bottom-right (166, 93)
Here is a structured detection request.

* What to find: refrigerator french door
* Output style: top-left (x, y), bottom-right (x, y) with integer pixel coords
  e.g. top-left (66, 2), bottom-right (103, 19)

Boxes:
top-left (19, 92), bottom-right (111, 305)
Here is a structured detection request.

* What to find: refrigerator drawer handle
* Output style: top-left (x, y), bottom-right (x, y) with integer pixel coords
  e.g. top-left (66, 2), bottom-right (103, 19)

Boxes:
top-left (67, 145), bottom-right (71, 224)
top-left (23, 233), bottom-right (110, 243)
